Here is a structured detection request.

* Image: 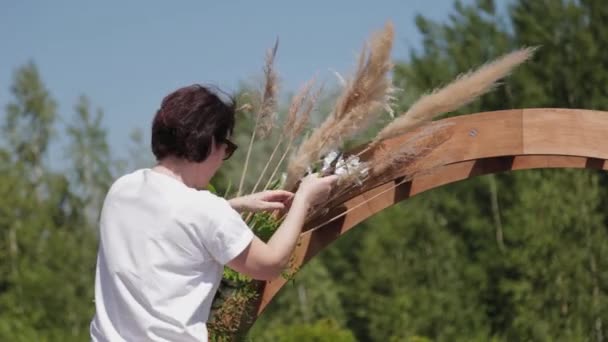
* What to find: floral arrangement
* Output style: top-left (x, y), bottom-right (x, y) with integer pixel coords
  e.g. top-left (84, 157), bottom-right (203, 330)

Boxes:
top-left (207, 21), bottom-right (535, 341)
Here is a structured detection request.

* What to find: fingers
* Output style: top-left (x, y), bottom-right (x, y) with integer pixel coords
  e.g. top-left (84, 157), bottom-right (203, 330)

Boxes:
top-left (269, 190), bottom-right (294, 198)
top-left (322, 174), bottom-right (339, 184)
top-left (261, 190), bottom-right (294, 201)
top-left (263, 202), bottom-right (286, 210)
top-left (252, 201), bottom-right (285, 212)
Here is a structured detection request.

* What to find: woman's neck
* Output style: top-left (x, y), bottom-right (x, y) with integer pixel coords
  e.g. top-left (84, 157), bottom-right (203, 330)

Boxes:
top-left (152, 157), bottom-right (211, 190)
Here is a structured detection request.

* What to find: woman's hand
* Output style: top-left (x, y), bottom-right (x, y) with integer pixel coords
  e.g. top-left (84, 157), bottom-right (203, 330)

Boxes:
top-left (227, 175), bottom-right (337, 281)
top-left (296, 173), bottom-right (338, 206)
top-left (228, 190), bottom-right (294, 213)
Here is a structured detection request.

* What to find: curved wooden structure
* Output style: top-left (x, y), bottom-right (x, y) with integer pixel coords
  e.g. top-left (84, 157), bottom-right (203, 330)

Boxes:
top-left (253, 108), bottom-right (608, 317)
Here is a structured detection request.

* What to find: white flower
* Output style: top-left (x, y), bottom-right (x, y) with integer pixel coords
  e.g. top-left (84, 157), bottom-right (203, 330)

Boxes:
top-left (335, 155), bottom-right (369, 185)
top-left (316, 151), bottom-right (369, 186)
top-left (321, 150), bottom-right (340, 174)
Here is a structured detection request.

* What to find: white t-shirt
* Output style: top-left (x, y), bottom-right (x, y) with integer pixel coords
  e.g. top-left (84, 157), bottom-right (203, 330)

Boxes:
top-left (90, 169), bottom-right (254, 342)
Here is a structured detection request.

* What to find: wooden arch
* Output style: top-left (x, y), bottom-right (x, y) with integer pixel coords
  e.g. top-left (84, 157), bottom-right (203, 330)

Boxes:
top-left (254, 108), bottom-right (608, 317)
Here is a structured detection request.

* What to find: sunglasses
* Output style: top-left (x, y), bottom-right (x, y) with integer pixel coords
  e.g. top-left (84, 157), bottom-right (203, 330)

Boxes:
top-left (222, 139), bottom-right (238, 160)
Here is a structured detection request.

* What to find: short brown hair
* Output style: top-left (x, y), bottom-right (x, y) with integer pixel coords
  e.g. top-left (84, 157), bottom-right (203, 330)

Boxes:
top-left (151, 84), bottom-right (236, 162)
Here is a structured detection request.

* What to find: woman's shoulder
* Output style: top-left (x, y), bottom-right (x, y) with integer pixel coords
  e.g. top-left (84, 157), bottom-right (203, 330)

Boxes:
top-left (105, 169), bottom-right (147, 196)
top-left (194, 190), bottom-right (235, 215)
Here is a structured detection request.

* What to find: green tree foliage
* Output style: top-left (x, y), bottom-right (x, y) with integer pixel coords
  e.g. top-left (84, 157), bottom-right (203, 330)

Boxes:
top-left (3, 62), bottom-right (57, 183)
top-left (258, 318), bottom-right (356, 342)
top-left (0, 63), bottom-right (103, 341)
top-left (66, 95), bottom-right (114, 219)
top-left (248, 258), bottom-right (350, 340)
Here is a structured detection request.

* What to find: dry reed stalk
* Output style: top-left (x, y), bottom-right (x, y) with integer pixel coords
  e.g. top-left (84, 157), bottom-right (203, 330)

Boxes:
top-left (250, 79), bottom-right (315, 194)
top-left (264, 84), bottom-right (320, 191)
top-left (284, 104), bottom-right (376, 190)
top-left (286, 79), bottom-right (316, 137)
top-left (370, 47), bottom-right (536, 148)
top-left (305, 175), bottom-right (412, 232)
top-left (333, 21), bottom-right (395, 120)
top-left (284, 22), bottom-right (395, 189)
top-left (305, 143), bottom-right (453, 232)
top-left (306, 122), bottom-right (452, 220)
top-left (257, 39), bottom-right (280, 138)
top-left (371, 121), bottom-right (454, 175)
top-left (290, 84), bottom-right (317, 139)
top-left (237, 40), bottom-right (280, 196)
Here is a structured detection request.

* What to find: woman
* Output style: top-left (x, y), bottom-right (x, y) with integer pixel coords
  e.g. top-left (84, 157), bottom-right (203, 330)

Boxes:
top-left (90, 84), bottom-right (337, 341)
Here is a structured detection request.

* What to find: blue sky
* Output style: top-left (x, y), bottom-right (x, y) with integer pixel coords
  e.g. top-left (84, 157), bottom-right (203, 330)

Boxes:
top-left (1, 1), bottom-right (468, 157)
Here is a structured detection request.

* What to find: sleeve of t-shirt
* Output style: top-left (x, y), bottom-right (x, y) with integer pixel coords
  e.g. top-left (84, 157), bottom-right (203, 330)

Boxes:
top-left (202, 198), bottom-right (255, 265)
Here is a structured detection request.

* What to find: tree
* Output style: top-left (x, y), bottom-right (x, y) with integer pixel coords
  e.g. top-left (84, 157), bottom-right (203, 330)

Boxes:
top-left (334, 0), bottom-right (608, 340)
top-left (3, 62), bottom-right (57, 179)
top-left (0, 63), bottom-right (103, 341)
top-left (248, 258), bottom-right (350, 340)
top-left (66, 95), bottom-right (114, 219)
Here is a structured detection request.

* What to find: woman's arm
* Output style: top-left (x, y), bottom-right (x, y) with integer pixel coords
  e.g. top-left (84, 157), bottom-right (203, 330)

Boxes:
top-left (227, 174), bottom-right (337, 280)
top-left (228, 190), bottom-right (293, 213)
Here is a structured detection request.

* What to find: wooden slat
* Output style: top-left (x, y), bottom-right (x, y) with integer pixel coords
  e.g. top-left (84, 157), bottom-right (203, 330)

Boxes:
top-left (254, 108), bottom-right (608, 316)
top-left (522, 108), bottom-right (608, 159)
